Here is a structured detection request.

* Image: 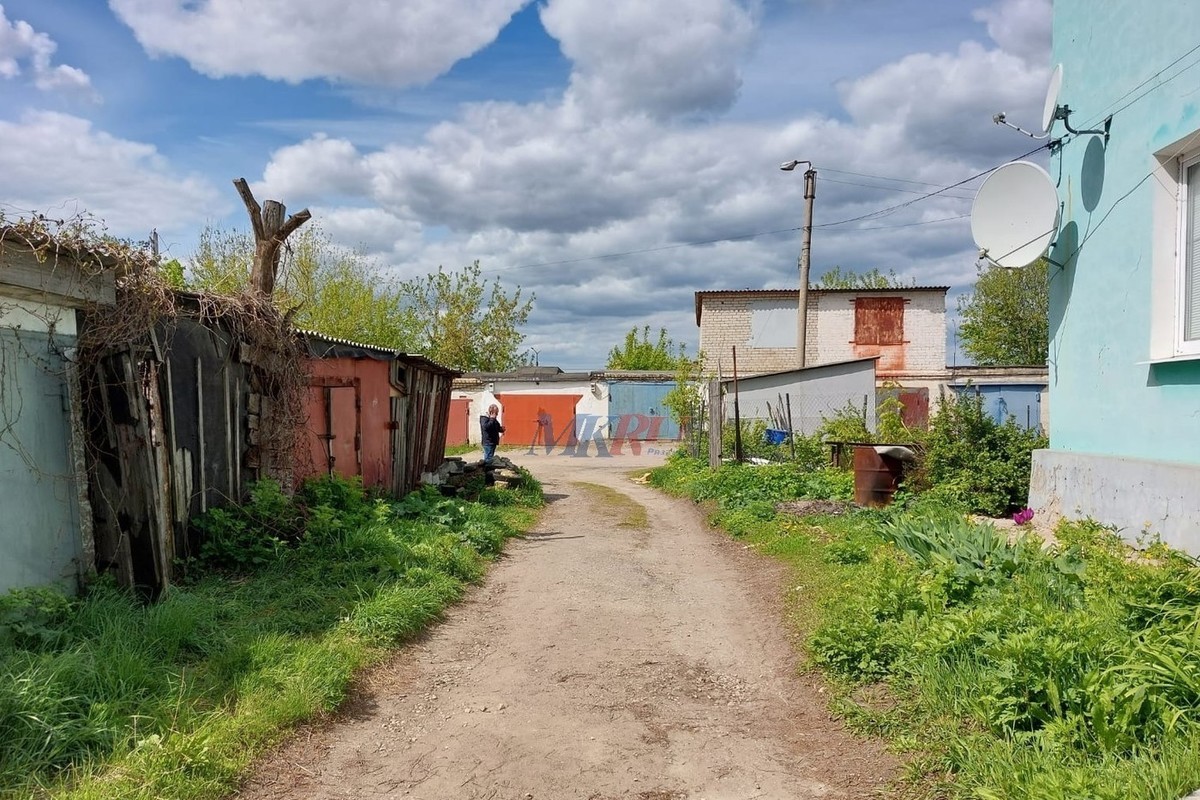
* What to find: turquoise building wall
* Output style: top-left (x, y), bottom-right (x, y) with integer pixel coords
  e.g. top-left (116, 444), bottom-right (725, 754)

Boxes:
top-left (1048, 0), bottom-right (1200, 463)
top-left (1031, 1), bottom-right (1200, 553)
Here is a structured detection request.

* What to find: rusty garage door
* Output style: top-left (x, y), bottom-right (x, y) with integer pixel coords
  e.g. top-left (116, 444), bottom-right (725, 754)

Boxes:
top-left (495, 394), bottom-right (581, 447)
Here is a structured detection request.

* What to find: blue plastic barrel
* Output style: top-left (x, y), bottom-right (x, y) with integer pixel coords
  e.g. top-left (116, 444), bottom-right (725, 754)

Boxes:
top-left (765, 428), bottom-right (788, 445)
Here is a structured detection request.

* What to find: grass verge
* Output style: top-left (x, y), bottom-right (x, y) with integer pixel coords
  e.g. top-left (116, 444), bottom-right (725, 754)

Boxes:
top-left (571, 481), bottom-right (649, 529)
top-left (649, 453), bottom-right (1200, 800)
top-left (0, 471), bottom-right (544, 800)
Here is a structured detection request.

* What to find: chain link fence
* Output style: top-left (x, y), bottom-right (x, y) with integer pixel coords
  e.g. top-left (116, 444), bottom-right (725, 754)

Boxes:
top-left (674, 381), bottom-right (878, 465)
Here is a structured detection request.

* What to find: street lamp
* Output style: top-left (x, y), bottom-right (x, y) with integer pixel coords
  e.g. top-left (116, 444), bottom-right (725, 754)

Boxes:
top-left (781, 159), bottom-right (816, 369)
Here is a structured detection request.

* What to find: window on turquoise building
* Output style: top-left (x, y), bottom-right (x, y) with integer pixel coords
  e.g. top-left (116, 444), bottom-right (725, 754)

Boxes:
top-left (1179, 155), bottom-right (1200, 355)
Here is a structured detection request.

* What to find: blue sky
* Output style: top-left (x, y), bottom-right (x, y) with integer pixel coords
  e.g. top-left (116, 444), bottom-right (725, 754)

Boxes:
top-left (0, 0), bottom-right (1051, 367)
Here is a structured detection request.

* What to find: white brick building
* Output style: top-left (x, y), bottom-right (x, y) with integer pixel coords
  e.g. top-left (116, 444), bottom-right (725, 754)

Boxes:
top-left (695, 288), bottom-right (949, 423)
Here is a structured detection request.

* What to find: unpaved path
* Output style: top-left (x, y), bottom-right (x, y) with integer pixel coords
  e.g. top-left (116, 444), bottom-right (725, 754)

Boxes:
top-left (236, 447), bottom-right (897, 800)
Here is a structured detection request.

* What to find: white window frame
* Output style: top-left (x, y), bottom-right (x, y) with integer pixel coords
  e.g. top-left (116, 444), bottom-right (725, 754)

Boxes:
top-left (1175, 153), bottom-right (1200, 357)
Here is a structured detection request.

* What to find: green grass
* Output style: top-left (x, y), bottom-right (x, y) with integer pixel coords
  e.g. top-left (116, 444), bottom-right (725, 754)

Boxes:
top-left (571, 481), bottom-right (649, 529)
top-left (649, 453), bottom-right (1200, 800)
top-left (0, 472), bottom-right (543, 800)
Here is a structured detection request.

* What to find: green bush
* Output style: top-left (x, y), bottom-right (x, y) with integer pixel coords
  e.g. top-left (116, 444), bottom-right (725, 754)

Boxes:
top-left (915, 388), bottom-right (1047, 516)
top-left (812, 515), bottom-right (1200, 762)
top-left (815, 399), bottom-right (874, 443)
top-left (0, 586), bottom-right (75, 650)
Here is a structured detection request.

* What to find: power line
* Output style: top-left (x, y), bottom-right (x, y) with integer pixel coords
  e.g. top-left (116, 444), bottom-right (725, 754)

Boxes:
top-left (855, 213), bottom-right (969, 230)
top-left (821, 167), bottom-right (981, 190)
top-left (819, 176), bottom-right (976, 201)
top-left (483, 146), bottom-right (1048, 276)
top-left (1080, 42), bottom-right (1200, 129)
top-left (813, 142), bottom-right (1051, 229)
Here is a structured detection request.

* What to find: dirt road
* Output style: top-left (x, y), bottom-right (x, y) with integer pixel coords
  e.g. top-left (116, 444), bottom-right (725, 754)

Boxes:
top-left (236, 447), bottom-right (896, 800)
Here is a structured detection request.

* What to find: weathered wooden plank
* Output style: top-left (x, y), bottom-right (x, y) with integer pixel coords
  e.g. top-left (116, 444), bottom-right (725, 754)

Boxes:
top-left (0, 245), bottom-right (116, 306)
top-left (196, 357), bottom-right (206, 513)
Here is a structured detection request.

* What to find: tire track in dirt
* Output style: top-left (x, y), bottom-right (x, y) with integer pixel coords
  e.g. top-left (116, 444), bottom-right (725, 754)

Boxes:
top-left (234, 450), bottom-right (896, 800)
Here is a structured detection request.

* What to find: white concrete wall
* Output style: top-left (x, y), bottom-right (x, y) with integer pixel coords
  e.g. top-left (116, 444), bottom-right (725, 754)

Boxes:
top-left (453, 380), bottom-right (609, 444)
top-left (0, 297), bottom-right (78, 335)
top-left (1030, 449), bottom-right (1200, 555)
top-left (725, 360), bottom-right (877, 435)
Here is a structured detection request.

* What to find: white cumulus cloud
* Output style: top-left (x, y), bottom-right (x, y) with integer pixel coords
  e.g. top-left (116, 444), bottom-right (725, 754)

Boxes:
top-left (973, 0), bottom-right (1051, 66)
top-left (248, 0), bottom-right (1054, 364)
top-left (0, 111), bottom-right (225, 236)
top-left (108, 0), bottom-right (529, 86)
top-left (0, 6), bottom-right (97, 98)
top-left (540, 0), bottom-right (758, 118)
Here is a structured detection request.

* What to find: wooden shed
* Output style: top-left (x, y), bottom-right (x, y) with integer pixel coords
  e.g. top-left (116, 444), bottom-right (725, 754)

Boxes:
top-left (83, 293), bottom-right (301, 593)
top-left (299, 332), bottom-right (458, 496)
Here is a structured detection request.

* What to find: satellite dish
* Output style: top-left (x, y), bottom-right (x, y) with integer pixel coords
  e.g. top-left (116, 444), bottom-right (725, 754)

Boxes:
top-left (1041, 64), bottom-right (1063, 135)
top-left (971, 160), bottom-right (1060, 268)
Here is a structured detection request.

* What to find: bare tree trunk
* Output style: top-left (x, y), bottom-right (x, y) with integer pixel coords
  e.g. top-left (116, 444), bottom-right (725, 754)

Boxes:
top-left (233, 178), bottom-right (312, 297)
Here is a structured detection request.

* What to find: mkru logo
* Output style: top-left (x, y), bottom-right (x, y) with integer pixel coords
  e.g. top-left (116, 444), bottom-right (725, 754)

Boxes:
top-left (525, 413), bottom-right (668, 457)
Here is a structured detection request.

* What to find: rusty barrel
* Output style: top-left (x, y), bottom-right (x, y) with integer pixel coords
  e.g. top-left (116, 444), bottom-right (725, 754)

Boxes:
top-left (853, 445), bottom-right (904, 508)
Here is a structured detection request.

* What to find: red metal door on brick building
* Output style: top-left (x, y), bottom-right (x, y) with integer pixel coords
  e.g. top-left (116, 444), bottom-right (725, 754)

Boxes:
top-left (445, 398), bottom-right (471, 446)
top-left (897, 388), bottom-right (929, 428)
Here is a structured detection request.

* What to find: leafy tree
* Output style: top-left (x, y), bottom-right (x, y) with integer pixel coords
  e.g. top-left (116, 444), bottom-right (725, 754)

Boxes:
top-left (187, 225), bottom-right (416, 347)
top-left (159, 258), bottom-right (186, 290)
top-left (957, 258), bottom-right (1048, 365)
top-left (816, 267), bottom-right (912, 289)
top-left (277, 230), bottom-right (417, 348)
top-left (185, 227), bottom-right (533, 371)
top-left (189, 226), bottom-right (254, 294)
top-left (662, 349), bottom-right (706, 439)
top-left (606, 325), bottom-right (688, 370)
top-left (397, 261), bottom-right (533, 372)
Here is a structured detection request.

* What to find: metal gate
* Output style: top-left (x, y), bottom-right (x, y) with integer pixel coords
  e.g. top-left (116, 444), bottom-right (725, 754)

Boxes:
top-left (970, 384), bottom-right (1043, 431)
top-left (608, 381), bottom-right (680, 440)
top-left (495, 394), bottom-right (580, 447)
top-left (445, 397), bottom-right (471, 446)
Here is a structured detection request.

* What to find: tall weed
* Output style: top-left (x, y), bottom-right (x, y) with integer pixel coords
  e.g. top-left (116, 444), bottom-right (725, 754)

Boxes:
top-left (0, 473), bottom-right (542, 799)
top-left (651, 453), bottom-right (1200, 798)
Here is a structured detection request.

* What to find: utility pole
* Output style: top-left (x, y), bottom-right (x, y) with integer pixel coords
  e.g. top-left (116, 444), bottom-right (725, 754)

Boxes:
top-left (798, 166), bottom-right (816, 368)
top-left (782, 160), bottom-right (816, 369)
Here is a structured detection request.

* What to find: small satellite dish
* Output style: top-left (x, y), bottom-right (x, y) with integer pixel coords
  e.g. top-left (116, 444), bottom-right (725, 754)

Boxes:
top-left (971, 160), bottom-right (1060, 268)
top-left (1041, 64), bottom-right (1063, 135)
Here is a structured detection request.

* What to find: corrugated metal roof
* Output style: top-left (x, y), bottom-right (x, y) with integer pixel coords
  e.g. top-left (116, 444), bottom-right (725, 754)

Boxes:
top-left (461, 369), bottom-right (594, 383)
top-left (718, 356), bottom-right (880, 384)
top-left (296, 329), bottom-right (460, 376)
top-left (694, 287), bottom-right (950, 325)
top-left (594, 370), bottom-right (679, 381)
top-left (456, 368), bottom-right (684, 385)
top-left (296, 328), bottom-right (398, 355)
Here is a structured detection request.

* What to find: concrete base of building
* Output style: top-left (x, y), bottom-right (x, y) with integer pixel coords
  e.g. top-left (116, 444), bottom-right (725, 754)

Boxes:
top-left (1030, 449), bottom-right (1200, 556)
